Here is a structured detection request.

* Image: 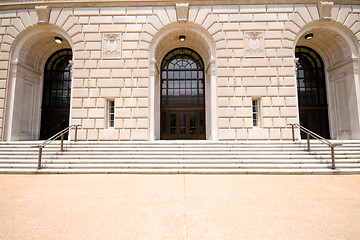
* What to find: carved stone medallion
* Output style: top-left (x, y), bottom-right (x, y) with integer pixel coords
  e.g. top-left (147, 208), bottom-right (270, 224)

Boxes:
top-left (102, 33), bottom-right (121, 58)
top-left (245, 31), bottom-right (265, 57)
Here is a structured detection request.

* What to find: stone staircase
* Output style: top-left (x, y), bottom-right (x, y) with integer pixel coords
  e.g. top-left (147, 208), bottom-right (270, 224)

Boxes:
top-left (0, 140), bottom-right (359, 174)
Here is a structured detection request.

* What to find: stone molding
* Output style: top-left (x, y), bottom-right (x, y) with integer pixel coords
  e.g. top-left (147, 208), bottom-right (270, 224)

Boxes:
top-left (1, 0), bottom-right (359, 10)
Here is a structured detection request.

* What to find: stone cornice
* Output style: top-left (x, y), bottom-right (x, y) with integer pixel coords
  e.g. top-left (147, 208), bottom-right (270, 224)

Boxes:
top-left (0, 0), bottom-right (359, 10)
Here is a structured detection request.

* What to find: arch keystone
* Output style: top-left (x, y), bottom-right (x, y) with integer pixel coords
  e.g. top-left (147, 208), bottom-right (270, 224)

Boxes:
top-left (35, 6), bottom-right (50, 24)
top-left (318, 1), bottom-right (334, 20)
top-left (176, 3), bottom-right (189, 22)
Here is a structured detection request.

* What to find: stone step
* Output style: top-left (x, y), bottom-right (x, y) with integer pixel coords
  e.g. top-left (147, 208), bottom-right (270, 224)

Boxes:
top-left (0, 151), bottom-right (323, 156)
top-left (1, 168), bottom-right (360, 175)
top-left (0, 148), bottom-right (359, 156)
top-left (2, 159), bottom-right (356, 164)
top-left (1, 154), bottom-right (353, 160)
top-left (0, 140), bottom-right (359, 174)
top-left (0, 140), bottom-right (358, 145)
top-left (4, 163), bottom-right (358, 169)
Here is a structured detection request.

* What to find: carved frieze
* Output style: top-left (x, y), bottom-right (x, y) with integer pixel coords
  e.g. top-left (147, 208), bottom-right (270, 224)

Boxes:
top-left (102, 33), bottom-right (121, 58)
top-left (244, 31), bottom-right (265, 57)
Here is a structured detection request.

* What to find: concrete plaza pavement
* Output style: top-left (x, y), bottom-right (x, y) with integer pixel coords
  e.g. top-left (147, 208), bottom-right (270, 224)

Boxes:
top-left (0, 174), bottom-right (360, 240)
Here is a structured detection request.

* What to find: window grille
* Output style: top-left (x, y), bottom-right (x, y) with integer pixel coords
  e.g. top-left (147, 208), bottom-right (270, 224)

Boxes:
top-left (108, 100), bottom-right (115, 128)
top-left (252, 99), bottom-right (259, 127)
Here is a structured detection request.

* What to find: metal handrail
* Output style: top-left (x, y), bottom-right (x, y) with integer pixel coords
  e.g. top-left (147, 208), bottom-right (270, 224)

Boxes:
top-left (37, 124), bottom-right (81, 170)
top-left (289, 123), bottom-right (336, 170)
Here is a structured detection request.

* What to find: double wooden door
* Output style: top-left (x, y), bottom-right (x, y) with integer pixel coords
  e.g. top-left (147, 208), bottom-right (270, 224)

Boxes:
top-left (40, 108), bottom-right (69, 140)
top-left (299, 106), bottom-right (330, 139)
top-left (161, 108), bottom-right (205, 140)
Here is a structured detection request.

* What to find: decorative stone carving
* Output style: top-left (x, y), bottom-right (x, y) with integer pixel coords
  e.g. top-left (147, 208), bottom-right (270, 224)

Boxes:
top-left (318, 1), bottom-right (334, 20)
top-left (68, 60), bottom-right (74, 76)
top-left (102, 34), bottom-right (121, 58)
top-left (176, 3), bottom-right (189, 22)
top-left (35, 6), bottom-right (50, 24)
top-left (155, 63), bottom-right (160, 85)
top-left (245, 31), bottom-right (265, 57)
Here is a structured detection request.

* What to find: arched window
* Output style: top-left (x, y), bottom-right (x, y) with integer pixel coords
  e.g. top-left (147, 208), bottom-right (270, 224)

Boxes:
top-left (296, 46), bottom-right (330, 138)
top-left (40, 49), bottom-right (72, 139)
top-left (160, 48), bottom-right (205, 139)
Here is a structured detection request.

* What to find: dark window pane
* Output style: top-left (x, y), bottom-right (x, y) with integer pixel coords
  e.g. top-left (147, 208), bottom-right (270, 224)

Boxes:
top-left (180, 114), bottom-right (186, 135)
top-left (170, 114), bottom-right (176, 135)
top-left (190, 113), bottom-right (196, 135)
top-left (43, 49), bottom-right (72, 108)
top-left (161, 112), bottom-right (167, 133)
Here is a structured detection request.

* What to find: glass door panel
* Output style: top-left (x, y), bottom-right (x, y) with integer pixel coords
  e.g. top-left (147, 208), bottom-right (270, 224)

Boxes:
top-left (180, 113), bottom-right (186, 135)
top-left (189, 113), bottom-right (196, 135)
top-left (170, 113), bottom-right (177, 136)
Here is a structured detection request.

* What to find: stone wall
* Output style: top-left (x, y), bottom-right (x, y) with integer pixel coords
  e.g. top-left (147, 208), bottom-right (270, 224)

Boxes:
top-left (0, 3), bottom-right (359, 140)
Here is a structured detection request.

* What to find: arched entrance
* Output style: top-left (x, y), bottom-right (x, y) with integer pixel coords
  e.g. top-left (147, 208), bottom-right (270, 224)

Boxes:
top-left (149, 22), bottom-right (217, 141)
top-left (40, 49), bottom-right (72, 139)
top-left (160, 48), bottom-right (205, 140)
top-left (295, 21), bottom-right (360, 139)
top-left (4, 25), bottom-right (73, 141)
top-left (295, 46), bottom-right (330, 138)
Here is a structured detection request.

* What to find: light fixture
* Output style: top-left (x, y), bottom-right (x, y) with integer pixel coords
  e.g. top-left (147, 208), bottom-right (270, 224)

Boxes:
top-left (179, 35), bottom-right (186, 42)
top-left (305, 33), bottom-right (313, 40)
top-left (54, 36), bottom-right (63, 44)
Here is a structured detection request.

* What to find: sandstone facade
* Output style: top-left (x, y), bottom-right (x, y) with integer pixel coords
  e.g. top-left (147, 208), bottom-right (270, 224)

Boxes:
top-left (1, 1), bottom-right (359, 141)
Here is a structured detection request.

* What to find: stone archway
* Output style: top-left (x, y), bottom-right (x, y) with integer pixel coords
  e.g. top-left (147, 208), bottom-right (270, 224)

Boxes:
top-left (295, 21), bottom-right (360, 139)
top-left (4, 25), bottom-right (73, 141)
top-left (149, 22), bottom-right (217, 140)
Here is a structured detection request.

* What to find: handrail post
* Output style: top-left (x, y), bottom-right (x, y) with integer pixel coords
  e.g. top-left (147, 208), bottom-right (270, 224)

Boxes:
top-left (75, 125), bottom-right (78, 142)
top-left (61, 135), bottom-right (64, 152)
top-left (38, 146), bottom-right (43, 170)
top-left (289, 123), bottom-right (336, 170)
top-left (307, 133), bottom-right (310, 152)
top-left (331, 145), bottom-right (336, 170)
top-left (291, 124), bottom-right (295, 141)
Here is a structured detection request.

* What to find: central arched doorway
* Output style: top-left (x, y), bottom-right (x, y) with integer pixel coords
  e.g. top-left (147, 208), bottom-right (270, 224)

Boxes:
top-left (160, 48), bottom-right (205, 140)
top-left (40, 49), bottom-right (72, 140)
top-left (295, 46), bottom-right (330, 138)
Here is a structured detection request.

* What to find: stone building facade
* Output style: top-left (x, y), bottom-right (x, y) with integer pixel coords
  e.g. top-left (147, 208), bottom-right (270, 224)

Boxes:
top-left (0, 0), bottom-right (359, 141)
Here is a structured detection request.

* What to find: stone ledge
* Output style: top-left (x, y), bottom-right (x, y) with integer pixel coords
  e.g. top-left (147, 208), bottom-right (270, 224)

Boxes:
top-left (1, 1), bottom-right (359, 11)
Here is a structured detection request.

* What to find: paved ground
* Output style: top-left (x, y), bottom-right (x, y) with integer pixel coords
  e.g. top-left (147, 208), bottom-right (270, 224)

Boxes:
top-left (0, 174), bottom-right (359, 240)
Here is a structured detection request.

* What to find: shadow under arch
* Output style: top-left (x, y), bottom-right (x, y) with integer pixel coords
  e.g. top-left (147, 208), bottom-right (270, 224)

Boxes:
top-left (294, 20), bottom-right (360, 139)
top-left (4, 24), bottom-right (74, 141)
top-left (149, 22), bottom-right (218, 140)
